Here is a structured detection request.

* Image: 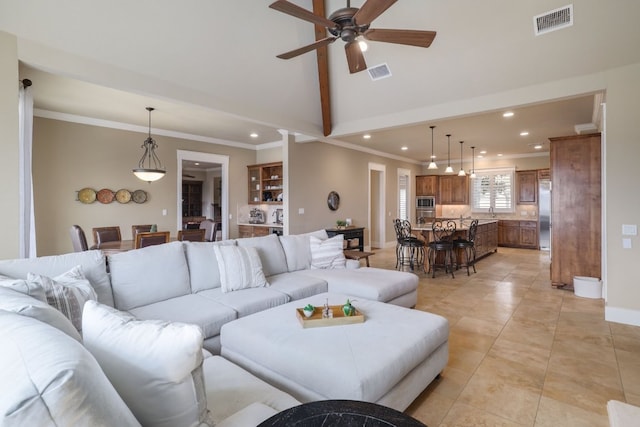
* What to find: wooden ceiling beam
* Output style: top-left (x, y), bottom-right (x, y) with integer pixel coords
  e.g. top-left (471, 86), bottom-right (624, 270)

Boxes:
top-left (312, 0), bottom-right (332, 136)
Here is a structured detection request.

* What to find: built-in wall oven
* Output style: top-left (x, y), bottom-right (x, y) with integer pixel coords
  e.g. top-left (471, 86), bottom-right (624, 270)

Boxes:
top-left (416, 196), bottom-right (436, 224)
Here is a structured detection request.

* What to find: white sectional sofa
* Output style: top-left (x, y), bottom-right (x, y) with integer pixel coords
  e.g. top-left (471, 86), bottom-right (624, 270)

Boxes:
top-left (0, 230), bottom-right (424, 425)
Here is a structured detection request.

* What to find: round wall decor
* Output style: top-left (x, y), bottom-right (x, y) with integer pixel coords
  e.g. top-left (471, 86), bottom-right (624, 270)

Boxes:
top-left (327, 191), bottom-right (340, 211)
top-left (78, 188), bottom-right (97, 204)
top-left (97, 189), bottom-right (115, 204)
top-left (115, 189), bottom-right (132, 204)
top-left (132, 189), bottom-right (148, 204)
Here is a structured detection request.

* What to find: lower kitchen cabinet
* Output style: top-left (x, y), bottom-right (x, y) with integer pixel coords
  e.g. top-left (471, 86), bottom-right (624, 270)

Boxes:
top-left (498, 220), bottom-right (538, 249)
top-left (238, 225), bottom-right (270, 238)
top-left (474, 221), bottom-right (498, 259)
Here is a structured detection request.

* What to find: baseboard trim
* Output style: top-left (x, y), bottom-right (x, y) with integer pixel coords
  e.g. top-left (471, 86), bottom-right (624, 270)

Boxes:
top-left (605, 306), bottom-right (640, 327)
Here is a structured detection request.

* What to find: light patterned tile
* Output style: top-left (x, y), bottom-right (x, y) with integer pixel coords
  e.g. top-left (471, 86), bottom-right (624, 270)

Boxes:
top-left (439, 402), bottom-right (528, 427)
top-left (534, 396), bottom-right (609, 427)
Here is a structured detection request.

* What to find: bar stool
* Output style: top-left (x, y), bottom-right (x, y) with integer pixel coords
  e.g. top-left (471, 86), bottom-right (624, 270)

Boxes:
top-left (453, 219), bottom-right (478, 276)
top-left (427, 220), bottom-right (456, 278)
top-left (393, 219), bottom-right (427, 273)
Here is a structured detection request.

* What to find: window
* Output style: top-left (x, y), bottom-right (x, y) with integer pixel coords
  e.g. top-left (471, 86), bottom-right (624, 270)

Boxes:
top-left (470, 168), bottom-right (515, 213)
top-left (397, 170), bottom-right (410, 220)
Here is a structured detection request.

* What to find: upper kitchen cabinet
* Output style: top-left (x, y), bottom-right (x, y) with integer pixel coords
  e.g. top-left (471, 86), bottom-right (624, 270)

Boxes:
top-left (438, 175), bottom-right (469, 205)
top-left (248, 162), bottom-right (283, 205)
top-left (549, 133), bottom-right (601, 287)
top-left (516, 170), bottom-right (537, 205)
top-left (416, 175), bottom-right (438, 196)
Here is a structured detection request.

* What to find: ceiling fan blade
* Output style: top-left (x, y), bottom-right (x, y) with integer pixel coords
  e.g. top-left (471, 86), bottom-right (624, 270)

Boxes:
top-left (276, 36), bottom-right (337, 59)
top-left (353, 0), bottom-right (397, 26)
top-left (345, 42), bottom-right (367, 74)
top-left (269, 0), bottom-right (337, 29)
top-left (364, 28), bottom-right (437, 48)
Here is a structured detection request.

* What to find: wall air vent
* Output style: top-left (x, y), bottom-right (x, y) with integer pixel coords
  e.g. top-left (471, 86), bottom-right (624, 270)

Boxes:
top-left (534, 4), bottom-right (573, 36)
top-left (367, 63), bottom-right (392, 81)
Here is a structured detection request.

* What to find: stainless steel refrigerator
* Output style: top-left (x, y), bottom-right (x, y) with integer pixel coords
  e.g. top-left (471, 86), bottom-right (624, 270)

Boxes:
top-left (538, 178), bottom-right (551, 251)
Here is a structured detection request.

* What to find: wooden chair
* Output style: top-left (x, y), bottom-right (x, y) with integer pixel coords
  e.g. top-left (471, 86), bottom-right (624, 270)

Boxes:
top-left (69, 225), bottom-right (89, 252)
top-left (131, 224), bottom-right (153, 238)
top-left (134, 231), bottom-right (170, 249)
top-left (92, 226), bottom-right (121, 247)
top-left (177, 229), bottom-right (206, 242)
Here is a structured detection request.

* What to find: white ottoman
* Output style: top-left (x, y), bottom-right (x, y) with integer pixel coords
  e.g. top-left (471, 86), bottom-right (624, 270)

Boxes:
top-left (220, 293), bottom-right (449, 411)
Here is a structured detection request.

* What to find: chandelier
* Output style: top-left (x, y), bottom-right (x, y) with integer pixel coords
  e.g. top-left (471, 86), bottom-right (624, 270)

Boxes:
top-left (133, 107), bottom-right (165, 183)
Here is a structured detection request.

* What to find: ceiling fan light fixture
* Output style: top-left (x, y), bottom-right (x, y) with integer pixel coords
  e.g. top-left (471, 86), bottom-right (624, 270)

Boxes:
top-left (428, 125), bottom-right (438, 169)
top-left (358, 37), bottom-right (368, 52)
top-left (133, 107), bottom-right (165, 183)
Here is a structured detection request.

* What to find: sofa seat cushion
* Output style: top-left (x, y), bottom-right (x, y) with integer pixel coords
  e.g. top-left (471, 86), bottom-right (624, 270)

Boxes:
top-left (203, 355), bottom-right (299, 425)
top-left (128, 293), bottom-right (237, 339)
top-left (0, 310), bottom-right (140, 426)
top-left (184, 241), bottom-right (236, 292)
top-left (267, 272), bottom-right (328, 301)
top-left (109, 241), bottom-right (191, 310)
top-left (299, 267), bottom-right (418, 304)
top-left (83, 301), bottom-right (213, 427)
top-left (0, 286), bottom-right (81, 342)
top-left (236, 234), bottom-right (288, 277)
top-left (0, 249), bottom-right (113, 306)
top-left (197, 287), bottom-right (289, 318)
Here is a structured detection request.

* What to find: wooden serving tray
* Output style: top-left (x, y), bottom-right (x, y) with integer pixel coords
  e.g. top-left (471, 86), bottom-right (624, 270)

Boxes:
top-left (296, 305), bottom-right (364, 328)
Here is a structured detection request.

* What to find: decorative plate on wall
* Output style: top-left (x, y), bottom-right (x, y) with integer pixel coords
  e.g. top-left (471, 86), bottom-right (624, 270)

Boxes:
top-left (327, 191), bottom-right (340, 211)
top-left (132, 189), bottom-right (148, 204)
top-left (78, 188), bottom-right (97, 204)
top-left (97, 188), bottom-right (115, 204)
top-left (115, 189), bottom-right (132, 204)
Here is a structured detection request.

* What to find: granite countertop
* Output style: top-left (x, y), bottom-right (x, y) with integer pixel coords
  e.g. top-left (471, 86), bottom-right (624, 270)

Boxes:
top-left (413, 218), bottom-right (498, 232)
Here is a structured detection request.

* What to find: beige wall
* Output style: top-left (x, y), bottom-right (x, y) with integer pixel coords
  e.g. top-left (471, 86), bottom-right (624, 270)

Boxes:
top-left (604, 63), bottom-right (640, 318)
top-left (287, 140), bottom-right (422, 248)
top-left (0, 32), bottom-right (19, 258)
top-left (32, 118), bottom-right (256, 255)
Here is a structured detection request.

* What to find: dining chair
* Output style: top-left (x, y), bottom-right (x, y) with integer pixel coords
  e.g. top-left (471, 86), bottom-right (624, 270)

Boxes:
top-left (393, 219), bottom-right (427, 273)
top-left (453, 219), bottom-right (478, 276)
top-left (177, 229), bottom-right (206, 242)
top-left (69, 225), bottom-right (89, 252)
top-left (134, 231), bottom-right (170, 249)
top-left (427, 220), bottom-right (456, 278)
top-left (92, 226), bottom-right (122, 247)
top-left (131, 224), bottom-right (153, 239)
top-left (199, 219), bottom-right (216, 242)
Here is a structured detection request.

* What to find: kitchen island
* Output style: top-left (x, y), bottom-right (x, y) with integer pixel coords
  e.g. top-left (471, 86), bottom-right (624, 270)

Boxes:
top-left (413, 219), bottom-right (498, 270)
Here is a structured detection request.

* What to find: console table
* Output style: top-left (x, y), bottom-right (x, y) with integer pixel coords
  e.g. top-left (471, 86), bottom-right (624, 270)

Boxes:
top-left (325, 227), bottom-right (364, 251)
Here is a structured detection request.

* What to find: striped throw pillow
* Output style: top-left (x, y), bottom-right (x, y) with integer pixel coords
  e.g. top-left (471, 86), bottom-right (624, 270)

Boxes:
top-left (309, 235), bottom-right (346, 269)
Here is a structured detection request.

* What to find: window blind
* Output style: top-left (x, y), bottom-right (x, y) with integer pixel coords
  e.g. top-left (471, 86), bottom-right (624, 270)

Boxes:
top-left (398, 174), bottom-right (408, 220)
top-left (470, 168), bottom-right (515, 213)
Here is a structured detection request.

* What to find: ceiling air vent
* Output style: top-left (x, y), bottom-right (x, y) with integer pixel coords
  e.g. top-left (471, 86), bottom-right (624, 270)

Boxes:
top-left (534, 4), bottom-right (573, 36)
top-left (367, 63), bottom-right (392, 81)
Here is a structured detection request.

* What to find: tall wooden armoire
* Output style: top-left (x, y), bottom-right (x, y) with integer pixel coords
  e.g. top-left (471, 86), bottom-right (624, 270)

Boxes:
top-left (549, 133), bottom-right (601, 287)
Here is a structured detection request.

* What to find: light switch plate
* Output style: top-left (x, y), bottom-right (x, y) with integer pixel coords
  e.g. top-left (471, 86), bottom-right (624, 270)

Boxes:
top-left (623, 238), bottom-right (632, 249)
top-left (622, 224), bottom-right (637, 236)
top-left (298, 208), bottom-right (305, 215)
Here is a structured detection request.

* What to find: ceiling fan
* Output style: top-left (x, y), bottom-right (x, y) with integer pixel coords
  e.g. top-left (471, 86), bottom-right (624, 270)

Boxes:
top-left (269, 0), bottom-right (437, 74)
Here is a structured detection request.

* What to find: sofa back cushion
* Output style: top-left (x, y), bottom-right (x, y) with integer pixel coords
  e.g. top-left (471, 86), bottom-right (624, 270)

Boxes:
top-left (83, 301), bottom-right (212, 427)
top-left (236, 234), bottom-right (288, 277)
top-left (184, 240), bottom-right (236, 293)
top-left (0, 310), bottom-right (140, 426)
top-left (109, 241), bottom-right (190, 311)
top-left (279, 229), bottom-right (329, 272)
top-left (0, 249), bottom-right (113, 307)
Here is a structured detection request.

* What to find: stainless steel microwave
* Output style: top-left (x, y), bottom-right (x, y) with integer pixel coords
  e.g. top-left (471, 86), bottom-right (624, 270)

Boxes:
top-left (416, 196), bottom-right (435, 208)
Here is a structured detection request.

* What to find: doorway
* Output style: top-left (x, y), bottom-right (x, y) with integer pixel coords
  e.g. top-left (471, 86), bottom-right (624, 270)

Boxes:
top-left (368, 163), bottom-right (386, 249)
top-left (177, 150), bottom-right (229, 240)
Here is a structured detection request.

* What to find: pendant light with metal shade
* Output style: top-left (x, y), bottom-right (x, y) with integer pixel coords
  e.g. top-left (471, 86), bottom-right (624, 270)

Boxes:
top-left (458, 141), bottom-right (466, 176)
top-left (470, 146), bottom-right (477, 178)
top-left (133, 107), bottom-right (165, 183)
top-left (427, 125), bottom-right (438, 169)
top-left (445, 134), bottom-right (454, 173)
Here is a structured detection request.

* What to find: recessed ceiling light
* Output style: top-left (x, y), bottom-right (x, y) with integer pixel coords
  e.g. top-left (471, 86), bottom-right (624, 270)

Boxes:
top-left (497, 153), bottom-right (503, 157)
top-left (250, 132), bottom-right (259, 138)
top-left (194, 162), bottom-right (200, 166)
top-left (363, 134), bottom-right (371, 139)
top-left (401, 146), bottom-right (408, 151)
top-left (534, 144), bottom-right (543, 149)
top-left (430, 155), bottom-right (437, 159)
top-left (520, 131), bottom-right (529, 136)
top-left (503, 111), bottom-right (514, 118)
top-left (480, 150), bottom-right (487, 154)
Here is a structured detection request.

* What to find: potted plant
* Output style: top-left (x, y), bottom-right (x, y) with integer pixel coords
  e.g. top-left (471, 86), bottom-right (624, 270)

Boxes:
top-left (303, 304), bottom-right (315, 318)
top-left (336, 220), bottom-right (347, 229)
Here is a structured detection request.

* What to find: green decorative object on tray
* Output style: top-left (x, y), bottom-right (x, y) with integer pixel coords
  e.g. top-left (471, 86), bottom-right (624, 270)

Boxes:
top-left (342, 299), bottom-right (356, 317)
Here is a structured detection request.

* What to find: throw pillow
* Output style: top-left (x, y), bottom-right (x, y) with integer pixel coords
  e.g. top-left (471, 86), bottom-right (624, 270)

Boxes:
top-left (213, 245), bottom-right (269, 293)
top-left (82, 301), bottom-right (213, 427)
top-left (27, 265), bottom-right (97, 333)
top-left (0, 273), bottom-right (46, 302)
top-left (309, 234), bottom-right (346, 269)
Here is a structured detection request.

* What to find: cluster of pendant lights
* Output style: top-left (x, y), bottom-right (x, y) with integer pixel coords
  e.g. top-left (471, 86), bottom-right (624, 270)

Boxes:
top-left (427, 125), bottom-right (476, 178)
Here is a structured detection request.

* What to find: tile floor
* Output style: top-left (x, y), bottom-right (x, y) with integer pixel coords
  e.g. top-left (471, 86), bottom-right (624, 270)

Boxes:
top-left (366, 245), bottom-right (640, 427)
